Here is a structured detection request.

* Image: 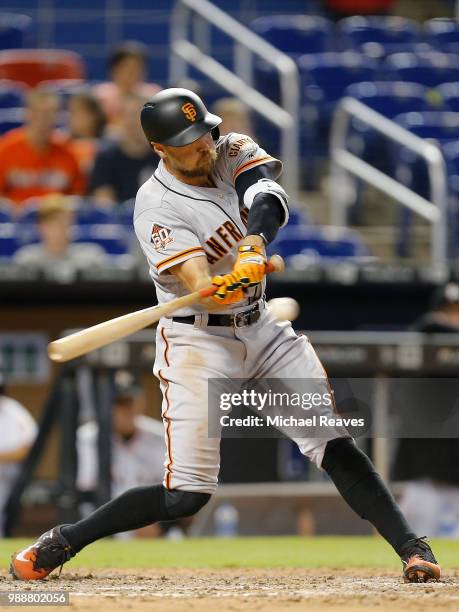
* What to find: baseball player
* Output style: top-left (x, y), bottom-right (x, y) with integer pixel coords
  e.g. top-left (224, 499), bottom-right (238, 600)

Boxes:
top-left (11, 88), bottom-right (440, 583)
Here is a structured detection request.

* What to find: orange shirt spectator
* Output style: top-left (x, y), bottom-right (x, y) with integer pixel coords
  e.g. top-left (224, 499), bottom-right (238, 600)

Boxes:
top-left (0, 128), bottom-right (85, 205)
top-left (0, 88), bottom-right (84, 206)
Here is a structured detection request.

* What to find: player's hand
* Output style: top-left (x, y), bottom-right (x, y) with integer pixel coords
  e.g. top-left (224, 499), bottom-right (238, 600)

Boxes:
top-left (210, 274), bottom-right (246, 305)
top-left (231, 245), bottom-right (267, 288)
top-left (210, 245), bottom-right (267, 305)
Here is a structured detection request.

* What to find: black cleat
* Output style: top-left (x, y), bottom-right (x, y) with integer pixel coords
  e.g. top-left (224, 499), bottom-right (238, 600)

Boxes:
top-left (10, 524), bottom-right (75, 581)
top-left (400, 536), bottom-right (441, 583)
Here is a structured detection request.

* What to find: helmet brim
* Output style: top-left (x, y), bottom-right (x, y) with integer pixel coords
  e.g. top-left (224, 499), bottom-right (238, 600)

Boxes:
top-left (160, 112), bottom-right (222, 147)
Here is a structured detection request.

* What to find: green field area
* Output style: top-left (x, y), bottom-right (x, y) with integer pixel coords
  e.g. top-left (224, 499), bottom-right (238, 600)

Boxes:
top-left (1, 537), bottom-right (458, 570)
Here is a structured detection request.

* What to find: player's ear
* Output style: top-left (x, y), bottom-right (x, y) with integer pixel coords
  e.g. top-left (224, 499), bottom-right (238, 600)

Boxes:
top-left (153, 143), bottom-right (166, 159)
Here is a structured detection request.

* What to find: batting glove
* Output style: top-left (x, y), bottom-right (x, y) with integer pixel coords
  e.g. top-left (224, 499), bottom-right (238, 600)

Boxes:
top-left (210, 274), bottom-right (246, 305)
top-left (231, 245), bottom-right (267, 288)
top-left (210, 245), bottom-right (267, 305)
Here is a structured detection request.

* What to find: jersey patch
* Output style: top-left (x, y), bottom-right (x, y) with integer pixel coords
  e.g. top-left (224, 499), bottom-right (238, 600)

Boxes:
top-left (151, 223), bottom-right (174, 251)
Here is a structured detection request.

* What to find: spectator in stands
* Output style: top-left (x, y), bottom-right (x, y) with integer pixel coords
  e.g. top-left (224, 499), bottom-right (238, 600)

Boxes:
top-left (89, 94), bottom-right (156, 205)
top-left (211, 98), bottom-right (255, 138)
top-left (393, 282), bottom-right (459, 537)
top-left (68, 91), bottom-right (107, 175)
top-left (92, 42), bottom-right (161, 128)
top-left (76, 371), bottom-right (167, 539)
top-left (0, 372), bottom-right (37, 536)
top-left (0, 89), bottom-right (85, 207)
top-left (324, 0), bottom-right (395, 19)
top-left (13, 194), bottom-right (107, 274)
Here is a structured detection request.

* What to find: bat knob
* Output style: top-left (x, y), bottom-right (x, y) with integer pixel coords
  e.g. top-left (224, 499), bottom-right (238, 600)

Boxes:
top-left (266, 254), bottom-right (285, 274)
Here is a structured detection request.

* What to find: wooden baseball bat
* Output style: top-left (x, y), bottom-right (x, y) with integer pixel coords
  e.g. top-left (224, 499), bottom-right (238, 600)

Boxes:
top-left (48, 255), bottom-right (285, 363)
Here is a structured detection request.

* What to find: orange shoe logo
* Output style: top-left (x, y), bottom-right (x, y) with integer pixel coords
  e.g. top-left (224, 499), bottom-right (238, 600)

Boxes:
top-left (181, 102), bottom-right (197, 122)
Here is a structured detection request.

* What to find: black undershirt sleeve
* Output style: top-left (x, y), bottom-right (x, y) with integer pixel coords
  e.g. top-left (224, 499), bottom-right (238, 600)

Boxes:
top-left (235, 165), bottom-right (285, 245)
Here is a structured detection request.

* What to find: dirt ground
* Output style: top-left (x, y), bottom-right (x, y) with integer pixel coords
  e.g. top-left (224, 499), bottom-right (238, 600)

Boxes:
top-left (1, 568), bottom-right (458, 611)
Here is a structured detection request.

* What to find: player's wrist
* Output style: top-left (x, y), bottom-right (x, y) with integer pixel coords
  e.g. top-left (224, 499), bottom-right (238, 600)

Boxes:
top-left (240, 235), bottom-right (265, 250)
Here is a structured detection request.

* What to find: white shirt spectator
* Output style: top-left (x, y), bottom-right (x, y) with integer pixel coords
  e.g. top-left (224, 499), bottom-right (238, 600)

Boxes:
top-left (76, 414), bottom-right (165, 498)
top-left (0, 395), bottom-right (37, 536)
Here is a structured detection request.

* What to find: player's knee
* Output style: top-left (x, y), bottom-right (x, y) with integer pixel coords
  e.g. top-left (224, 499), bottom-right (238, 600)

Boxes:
top-left (163, 489), bottom-right (211, 520)
top-left (322, 437), bottom-right (375, 485)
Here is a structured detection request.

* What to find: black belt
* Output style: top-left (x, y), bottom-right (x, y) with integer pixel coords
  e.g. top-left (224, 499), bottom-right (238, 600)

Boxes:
top-left (172, 303), bottom-right (261, 328)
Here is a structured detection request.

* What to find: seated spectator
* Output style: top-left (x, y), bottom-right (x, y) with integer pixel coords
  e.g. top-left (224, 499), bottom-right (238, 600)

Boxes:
top-left (68, 91), bottom-right (107, 175)
top-left (92, 42), bottom-right (161, 128)
top-left (14, 194), bottom-right (107, 274)
top-left (211, 97), bottom-right (254, 138)
top-left (77, 371), bottom-right (166, 539)
top-left (0, 373), bottom-right (37, 536)
top-left (89, 94), bottom-right (156, 205)
top-left (0, 89), bottom-right (85, 207)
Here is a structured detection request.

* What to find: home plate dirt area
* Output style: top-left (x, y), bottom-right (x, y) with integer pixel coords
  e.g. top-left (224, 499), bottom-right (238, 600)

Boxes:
top-left (2, 568), bottom-right (459, 612)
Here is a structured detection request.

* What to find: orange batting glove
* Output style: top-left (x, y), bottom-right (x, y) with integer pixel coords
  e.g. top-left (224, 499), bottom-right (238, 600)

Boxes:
top-left (210, 245), bottom-right (267, 305)
top-left (231, 245), bottom-right (267, 287)
top-left (210, 273), bottom-right (246, 305)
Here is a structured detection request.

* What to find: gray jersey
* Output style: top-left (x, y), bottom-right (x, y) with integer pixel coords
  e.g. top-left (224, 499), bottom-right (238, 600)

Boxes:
top-left (134, 132), bottom-right (284, 316)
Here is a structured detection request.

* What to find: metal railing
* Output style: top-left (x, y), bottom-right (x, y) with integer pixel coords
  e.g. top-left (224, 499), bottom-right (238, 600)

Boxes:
top-left (330, 97), bottom-right (448, 269)
top-left (170, 0), bottom-right (300, 198)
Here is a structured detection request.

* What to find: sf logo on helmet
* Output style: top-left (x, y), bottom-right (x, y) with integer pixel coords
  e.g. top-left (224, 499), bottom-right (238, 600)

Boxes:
top-left (181, 102), bottom-right (197, 122)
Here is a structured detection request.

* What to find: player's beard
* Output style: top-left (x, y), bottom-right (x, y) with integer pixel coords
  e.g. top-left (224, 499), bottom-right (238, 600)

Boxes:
top-left (174, 148), bottom-right (218, 178)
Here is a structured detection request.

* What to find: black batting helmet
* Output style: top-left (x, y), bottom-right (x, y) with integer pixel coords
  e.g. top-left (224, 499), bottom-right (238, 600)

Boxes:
top-left (140, 88), bottom-right (221, 147)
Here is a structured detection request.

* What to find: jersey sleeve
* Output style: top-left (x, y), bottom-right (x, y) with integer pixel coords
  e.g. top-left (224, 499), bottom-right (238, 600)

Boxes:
top-left (134, 201), bottom-right (206, 274)
top-left (219, 132), bottom-right (283, 185)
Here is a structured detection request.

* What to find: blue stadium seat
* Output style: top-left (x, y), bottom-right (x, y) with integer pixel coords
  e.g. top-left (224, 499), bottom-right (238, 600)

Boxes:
top-left (300, 52), bottom-right (378, 104)
top-left (0, 80), bottom-right (25, 108)
top-left (53, 19), bottom-right (107, 48)
top-left (394, 111), bottom-right (459, 141)
top-left (440, 140), bottom-right (459, 255)
top-left (15, 201), bottom-right (40, 245)
top-left (0, 222), bottom-right (19, 259)
top-left (115, 199), bottom-right (135, 227)
top-left (393, 111), bottom-right (459, 199)
top-left (346, 81), bottom-right (429, 118)
top-left (73, 201), bottom-right (114, 225)
top-left (437, 82), bottom-right (459, 113)
top-left (392, 112), bottom-right (459, 257)
top-left (72, 224), bottom-right (128, 255)
top-left (339, 15), bottom-right (420, 59)
top-left (286, 207), bottom-right (309, 226)
top-left (0, 199), bottom-right (13, 223)
top-left (252, 16), bottom-right (331, 113)
top-left (15, 201), bottom-right (39, 224)
top-left (425, 18), bottom-right (459, 55)
top-left (16, 199), bottom-right (118, 246)
top-left (385, 52), bottom-right (459, 89)
top-left (267, 225), bottom-right (368, 261)
top-left (83, 56), bottom-right (107, 82)
top-left (251, 15), bottom-right (332, 54)
top-left (345, 81), bottom-right (431, 175)
top-left (442, 139), bottom-right (459, 174)
top-left (299, 52), bottom-right (378, 159)
top-left (0, 107), bottom-right (24, 134)
top-left (0, 13), bottom-right (33, 49)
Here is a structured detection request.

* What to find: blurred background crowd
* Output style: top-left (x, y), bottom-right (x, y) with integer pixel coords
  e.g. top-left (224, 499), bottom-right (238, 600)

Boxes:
top-left (2, 0), bottom-right (459, 542)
